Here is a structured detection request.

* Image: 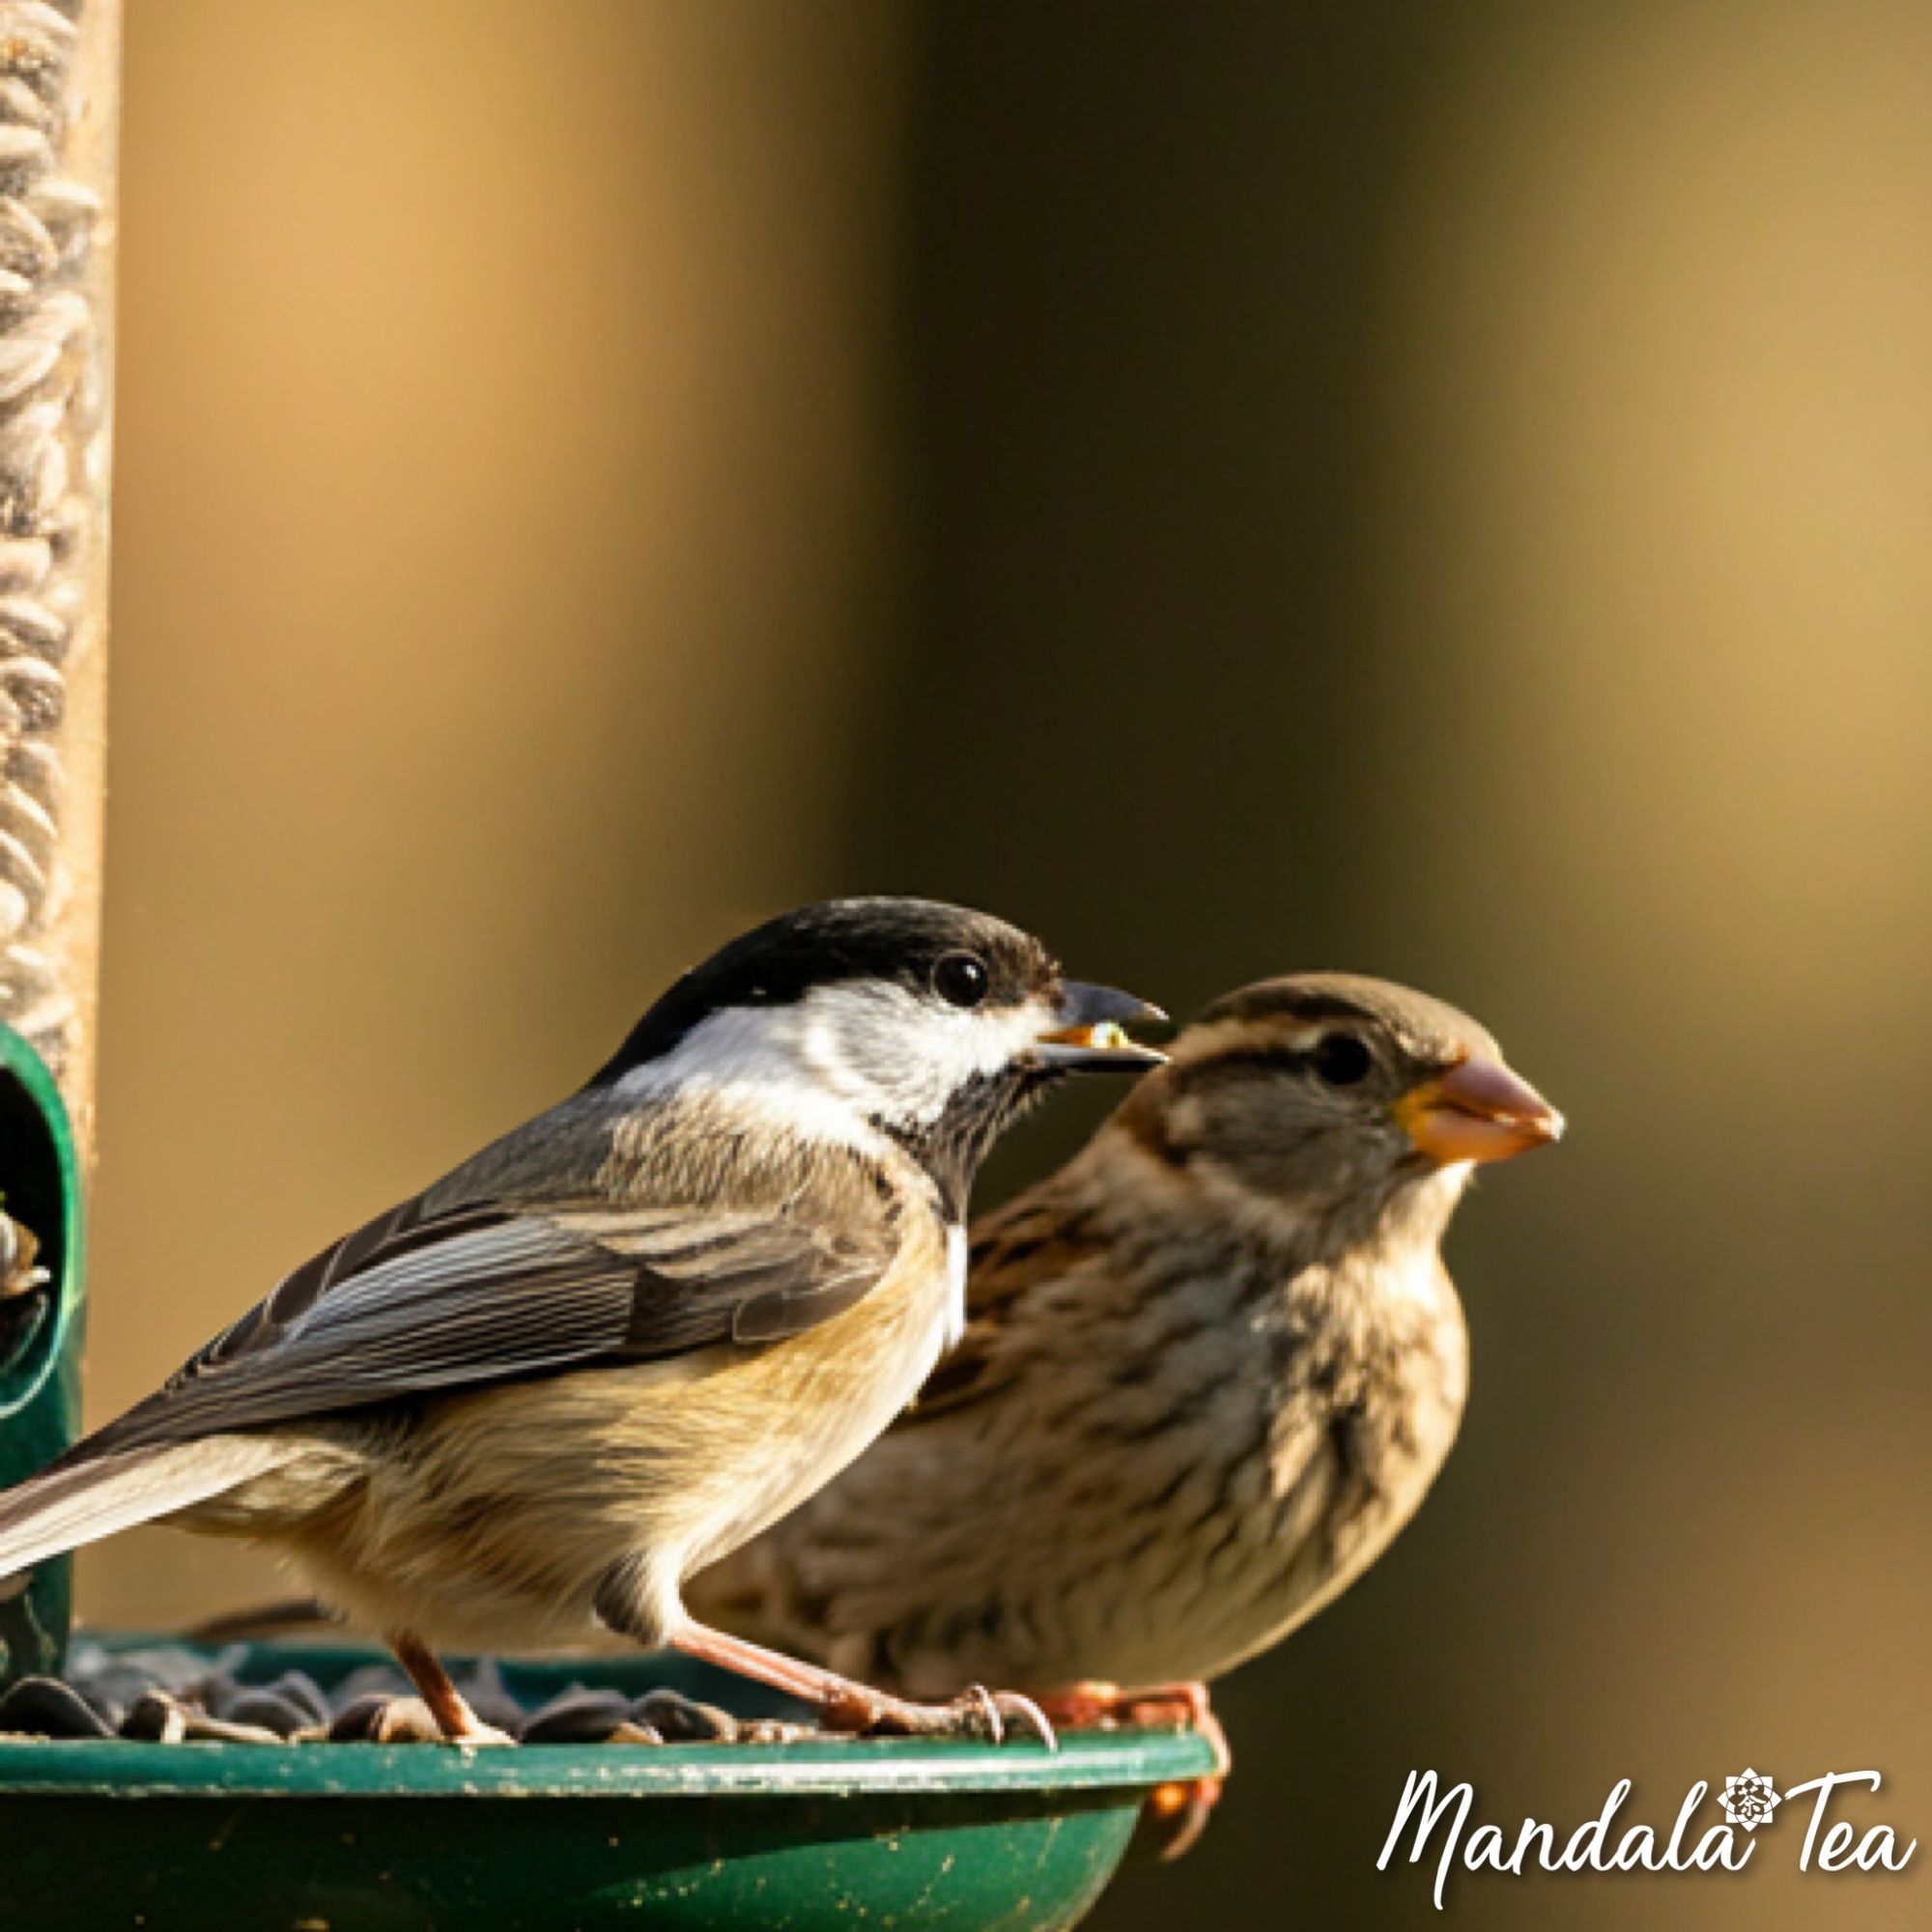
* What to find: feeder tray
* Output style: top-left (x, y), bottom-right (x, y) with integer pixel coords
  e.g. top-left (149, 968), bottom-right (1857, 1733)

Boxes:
top-left (0, 1638), bottom-right (1214, 1931)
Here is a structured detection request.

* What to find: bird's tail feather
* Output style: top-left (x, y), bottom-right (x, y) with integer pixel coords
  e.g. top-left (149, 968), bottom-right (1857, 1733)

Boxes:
top-left (185, 1595), bottom-right (335, 1644)
top-left (0, 1437), bottom-right (296, 1591)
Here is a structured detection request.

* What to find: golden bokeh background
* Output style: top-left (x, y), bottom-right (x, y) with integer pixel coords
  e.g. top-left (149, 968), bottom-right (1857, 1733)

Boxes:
top-left (75, 3), bottom-right (1932, 1926)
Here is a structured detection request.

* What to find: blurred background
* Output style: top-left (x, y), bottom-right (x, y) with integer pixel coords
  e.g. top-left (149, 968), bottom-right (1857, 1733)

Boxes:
top-left (79, 1), bottom-right (1932, 1924)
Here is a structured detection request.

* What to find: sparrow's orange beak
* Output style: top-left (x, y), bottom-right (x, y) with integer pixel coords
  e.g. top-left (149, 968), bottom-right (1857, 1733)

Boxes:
top-left (1394, 1055), bottom-right (1563, 1166)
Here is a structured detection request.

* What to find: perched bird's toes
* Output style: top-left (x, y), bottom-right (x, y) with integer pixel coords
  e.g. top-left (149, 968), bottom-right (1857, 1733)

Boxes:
top-left (816, 1682), bottom-right (892, 1735)
top-left (951, 1684), bottom-right (1005, 1744)
top-left (326, 1691), bottom-right (515, 1747)
top-left (833, 1683), bottom-right (1012, 1742)
top-left (1041, 1680), bottom-right (1227, 1776)
top-left (329, 1693), bottom-right (447, 1745)
top-left (1134, 1690), bottom-right (1214, 1737)
top-left (986, 1690), bottom-right (1057, 1750)
top-left (916, 1686), bottom-right (1057, 1747)
top-left (450, 1719), bottom-right (518, 1748)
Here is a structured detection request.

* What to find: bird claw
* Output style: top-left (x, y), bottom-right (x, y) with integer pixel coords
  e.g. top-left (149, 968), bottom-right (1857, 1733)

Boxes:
top-left (952, 1683), bottom-right (1005, 1740)
top-left (1036, 1681), bottom-right (1228, 1858)
top-left (331, 1691), bottom-right (518, 1747)
top-left (980, 1687), bottom-right (1058, 1750)
top-left (330, 1693), bottom-right (447, 1745)
top-left (829, 1682), bottom-right (1057, 1748)
top-left (913, 1685), bottom-right (1055, 1748)
top-left (1039, 1680), bottom-right (1226, 1767)
top-left (938, 1684), bottom-right (1053, 1747)
top-left (449, 1719), bottom-right (518, 1749)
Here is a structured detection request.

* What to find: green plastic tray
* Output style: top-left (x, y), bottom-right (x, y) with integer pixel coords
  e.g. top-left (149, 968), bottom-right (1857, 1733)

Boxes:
top-left (0, 1642), bottom-right (1215, 1931)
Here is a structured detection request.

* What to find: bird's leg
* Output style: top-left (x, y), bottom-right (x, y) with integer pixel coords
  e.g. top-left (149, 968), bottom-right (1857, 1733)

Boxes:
top-left (1037, 1679), bottom-right (1229, 1861)
top-left (387, 1631), bottom-right (515, 1746)
top-left (668, 1621), bottom-right (1056, 1748)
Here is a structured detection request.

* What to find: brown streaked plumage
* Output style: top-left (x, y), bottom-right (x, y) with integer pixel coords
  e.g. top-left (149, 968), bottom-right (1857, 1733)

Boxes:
top-left (0, 897), bottom-right (1163, 1743)
top-left (692, 972), bottom-right (1560, 1840)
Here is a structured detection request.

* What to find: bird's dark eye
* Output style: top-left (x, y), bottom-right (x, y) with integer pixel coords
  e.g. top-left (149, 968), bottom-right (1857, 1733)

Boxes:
top-left (1311, 1034), bottom-right (1372, 1086)
top-left (932, 952), bottom-right (990, 1009)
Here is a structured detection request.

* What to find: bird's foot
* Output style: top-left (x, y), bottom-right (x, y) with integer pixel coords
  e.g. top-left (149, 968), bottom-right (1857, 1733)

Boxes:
top-left (1038, 1678), bottom-right (1225, 1762)
top-left (666, 1620), bottom-right (1056, 1747)
top-left (329, 1692), bottom-right (517, 1747)
top-left (1037, 1680), bottom-right (1228, 1861)
top-left (821, 1680), bottom-right (1058, 1749)
top-left (447, 1712), bottom-right (518, 1749)
top-left (385, 1631), bottom-right (518, 1746)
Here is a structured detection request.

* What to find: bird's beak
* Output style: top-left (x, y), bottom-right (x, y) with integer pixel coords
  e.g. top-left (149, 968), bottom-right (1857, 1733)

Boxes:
top-left (1394, 1055), bottom-right (1564, 1165)
top-left (1035, 982), bottom-right (1169, 1071)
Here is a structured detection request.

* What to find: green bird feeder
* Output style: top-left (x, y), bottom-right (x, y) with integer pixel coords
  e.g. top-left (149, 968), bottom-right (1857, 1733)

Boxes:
top-left (0, 1640), bottom-right (1217, 1932)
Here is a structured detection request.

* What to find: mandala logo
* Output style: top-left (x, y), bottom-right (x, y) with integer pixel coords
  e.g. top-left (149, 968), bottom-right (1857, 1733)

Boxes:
top-left (1719, 1769), bottom-right (1781, 1831)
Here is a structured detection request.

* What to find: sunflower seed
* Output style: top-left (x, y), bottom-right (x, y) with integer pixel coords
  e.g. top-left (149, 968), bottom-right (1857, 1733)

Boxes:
top-left (0, 1673), bottom-right (111, 1737)
top-left (632, 1688), bottom-right (739, 1741)
top-left (521, 1689), bottom-right (633, 1745)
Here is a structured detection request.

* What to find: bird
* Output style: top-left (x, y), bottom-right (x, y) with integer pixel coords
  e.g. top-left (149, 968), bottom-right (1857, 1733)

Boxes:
top-left (0, 896), bottom-right (1165, 1744)
top-left (690, 972), bottom-right (1561, 1839)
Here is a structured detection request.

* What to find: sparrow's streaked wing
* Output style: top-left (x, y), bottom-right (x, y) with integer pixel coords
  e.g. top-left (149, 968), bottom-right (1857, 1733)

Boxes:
top-left (87, 1188), bottom-right (895, 1459)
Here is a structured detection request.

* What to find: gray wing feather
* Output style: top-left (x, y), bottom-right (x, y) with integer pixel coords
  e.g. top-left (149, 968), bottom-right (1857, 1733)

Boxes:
top-left (88, 1133), bottom-right (898, 1459)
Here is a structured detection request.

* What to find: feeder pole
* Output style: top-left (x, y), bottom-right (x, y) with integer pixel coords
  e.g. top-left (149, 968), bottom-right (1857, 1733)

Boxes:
top-left (0, 0), bottom-right (119, 1682)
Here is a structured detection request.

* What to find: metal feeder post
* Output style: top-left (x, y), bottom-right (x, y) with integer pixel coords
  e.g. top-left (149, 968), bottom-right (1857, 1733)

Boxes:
top-left (0, 0), bottom-right (118, 1684)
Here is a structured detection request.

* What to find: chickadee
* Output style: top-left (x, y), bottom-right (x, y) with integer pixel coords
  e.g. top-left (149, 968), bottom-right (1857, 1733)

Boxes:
top-left (0, 897), bottom-right (1163, 1743)
top-left (693, 974), bottom-right (1560, 1835)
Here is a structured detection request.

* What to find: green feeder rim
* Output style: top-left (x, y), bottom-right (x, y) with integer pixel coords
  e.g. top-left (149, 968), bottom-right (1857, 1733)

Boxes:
top-left (0, 1020), bottom-right (85, 1424)
top-left (0, 1725), bottom-right (1224, 1801)
top-left (0, 1643), bottom-right (1218, 1928)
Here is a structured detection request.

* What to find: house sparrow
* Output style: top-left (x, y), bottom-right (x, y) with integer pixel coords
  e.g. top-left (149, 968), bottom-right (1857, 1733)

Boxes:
top-left (692, 973), bottom-right (1560, 1839)
top-left (0, 897), bottom-right (1163, 1743)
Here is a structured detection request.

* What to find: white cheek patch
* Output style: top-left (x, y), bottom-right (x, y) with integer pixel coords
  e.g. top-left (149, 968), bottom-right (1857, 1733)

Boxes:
top-left (795, 983), bottom-right (1051, 1128)
top-left (611, 986), bottom-right (1053, 1138)
top-left (611, 1005), bottom-right (887, 1152)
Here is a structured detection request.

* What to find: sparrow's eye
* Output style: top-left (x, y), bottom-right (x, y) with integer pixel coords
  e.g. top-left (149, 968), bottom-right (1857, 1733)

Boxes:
top-left (932, 952), bottom-right (990, 1009)
top-left (1311, 1034), bottom-right (1372, 1086)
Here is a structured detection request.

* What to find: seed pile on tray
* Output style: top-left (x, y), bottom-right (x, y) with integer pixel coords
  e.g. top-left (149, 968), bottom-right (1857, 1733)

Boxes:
top-left (0, 1644), bottom-right (824, 1746)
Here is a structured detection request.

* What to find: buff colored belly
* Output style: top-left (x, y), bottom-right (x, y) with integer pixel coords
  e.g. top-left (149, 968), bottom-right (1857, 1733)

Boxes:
top-left (252, 1231), bottom-right (956, 1654)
